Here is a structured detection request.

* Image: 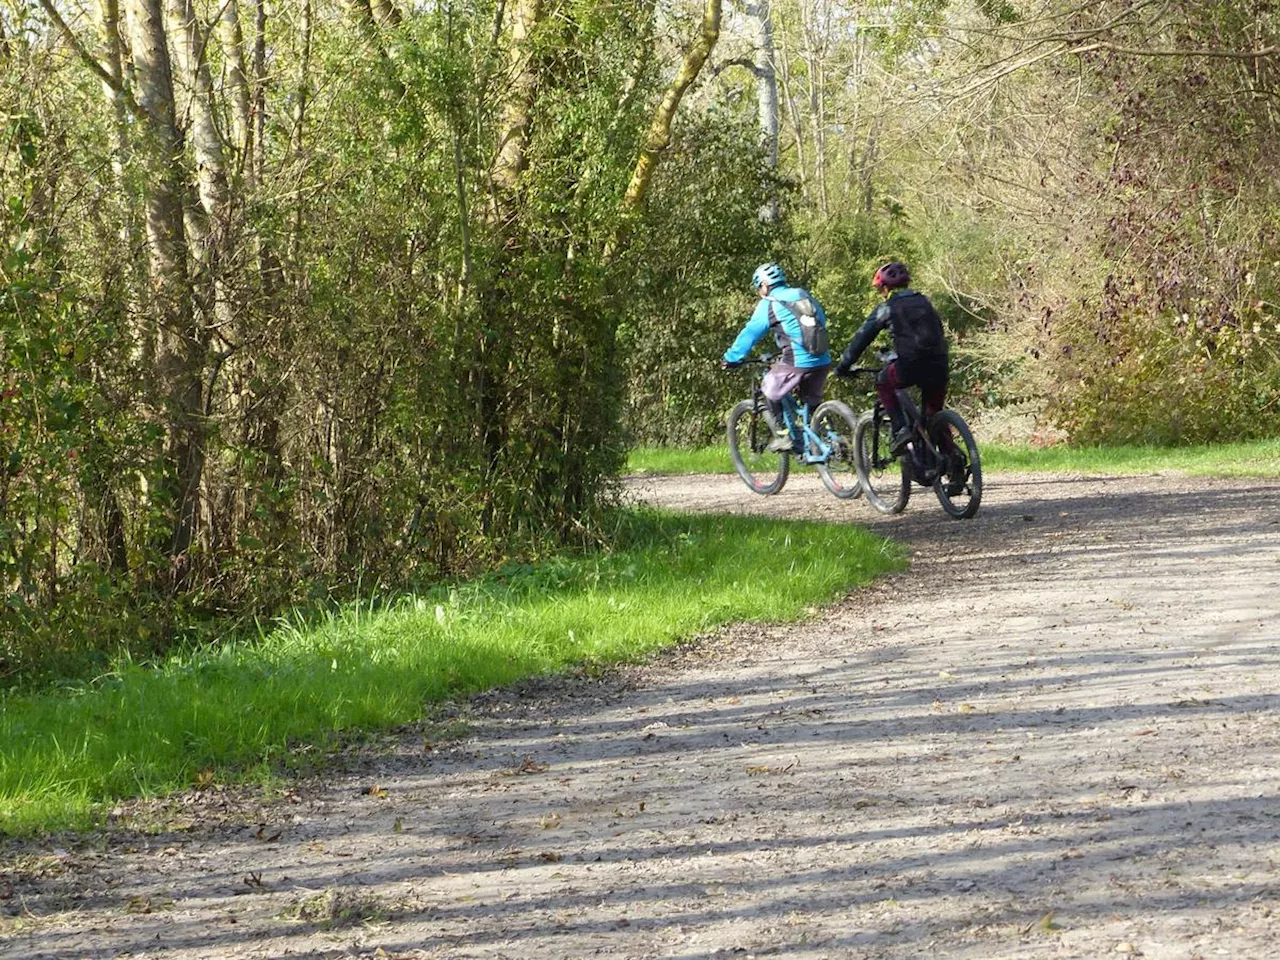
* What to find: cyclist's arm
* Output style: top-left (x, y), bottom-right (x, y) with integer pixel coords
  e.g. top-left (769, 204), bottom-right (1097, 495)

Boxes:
top-left (722, 302), bottom-right (772, 364)
top-left (834, 303), bottom-right (890, 375)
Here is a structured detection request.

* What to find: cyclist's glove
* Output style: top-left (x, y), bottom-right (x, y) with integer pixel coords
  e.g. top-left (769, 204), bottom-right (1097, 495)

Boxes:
top-left (833, 363), bottom-right (852, 379)
top-left (721, 359), bottom-right (744, 370)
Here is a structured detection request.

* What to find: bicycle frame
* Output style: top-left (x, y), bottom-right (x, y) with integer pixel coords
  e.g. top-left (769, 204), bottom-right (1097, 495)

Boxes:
top-left (864, 389), bottom-right (941, 484)
top-left (769, 390), bottom-right (836, 466)
top-left (747, 375), bottom-right (836, 466)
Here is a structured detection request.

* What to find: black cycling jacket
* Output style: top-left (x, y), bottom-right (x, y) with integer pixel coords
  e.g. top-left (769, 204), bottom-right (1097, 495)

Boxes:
top-left (835, 288), bottom-right (948, 376)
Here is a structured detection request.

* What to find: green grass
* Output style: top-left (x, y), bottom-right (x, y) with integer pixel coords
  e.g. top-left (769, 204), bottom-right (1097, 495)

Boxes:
top-left (628, 439), bottom-right (1280, 478)
top-left (0, 510), bottom-right (902, 836)
top-left (981, 439), bottom-right (1280, 477)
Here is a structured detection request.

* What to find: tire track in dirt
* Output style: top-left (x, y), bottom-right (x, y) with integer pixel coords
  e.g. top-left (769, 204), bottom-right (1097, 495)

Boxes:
top-left (5, 472), bottom-right (1280, 959)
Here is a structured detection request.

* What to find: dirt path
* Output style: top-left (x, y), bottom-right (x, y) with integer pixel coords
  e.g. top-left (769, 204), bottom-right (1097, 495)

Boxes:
top-left (5, 472), bottom-right (1280, 959)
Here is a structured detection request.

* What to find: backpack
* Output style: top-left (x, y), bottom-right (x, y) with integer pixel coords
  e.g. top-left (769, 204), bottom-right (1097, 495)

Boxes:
top-left (768, 293), bottom-right (829, 356)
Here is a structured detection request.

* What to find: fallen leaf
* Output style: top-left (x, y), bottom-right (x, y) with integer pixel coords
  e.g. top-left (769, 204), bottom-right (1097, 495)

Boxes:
top-left (504, 756), bottom-right (550, 776)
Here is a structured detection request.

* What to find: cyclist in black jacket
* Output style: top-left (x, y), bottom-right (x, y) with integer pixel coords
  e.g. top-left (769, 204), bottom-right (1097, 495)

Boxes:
top-left (834, 261), bottom-right (949, 452)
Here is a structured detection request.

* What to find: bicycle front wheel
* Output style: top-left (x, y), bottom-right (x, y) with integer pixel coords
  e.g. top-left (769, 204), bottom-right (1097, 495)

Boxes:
top-left (727, 399), bottom-right (789, 495)
top-left (930, 409), bottom-right (982, 519)
top-left (811, 400), bottom-right (863, 500)
top-left (854, 411), bottom-right (910, 514)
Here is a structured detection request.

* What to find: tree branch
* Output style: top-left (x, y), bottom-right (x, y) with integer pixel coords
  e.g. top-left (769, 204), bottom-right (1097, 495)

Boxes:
top-left (713, 55), bottom-right (762, 78)
top-left (620, 0), bottom-right (723, 215)
top-left (36, 0), bottom-right (143, 119)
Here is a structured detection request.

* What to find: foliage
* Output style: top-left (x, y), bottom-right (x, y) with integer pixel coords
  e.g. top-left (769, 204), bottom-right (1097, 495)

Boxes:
top-left (0, 0), bottom-right (742, 683)
top-left (1043, 5), bottom-right (1280, 442)
top-left (618, 106), bottom-right (790, 447)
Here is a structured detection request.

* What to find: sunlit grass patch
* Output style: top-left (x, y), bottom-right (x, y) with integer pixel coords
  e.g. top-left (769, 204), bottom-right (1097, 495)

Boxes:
top-left (981, 439), bottom-right (1280, 477)
top-left (628, 439), bottom-right (1280, 479)
top-left (0, 509), bottom-right (901, 835)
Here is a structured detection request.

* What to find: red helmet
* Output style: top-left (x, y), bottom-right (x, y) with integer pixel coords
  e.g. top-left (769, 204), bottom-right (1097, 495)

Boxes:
top-left (873, 261), bottom-right (910, 290)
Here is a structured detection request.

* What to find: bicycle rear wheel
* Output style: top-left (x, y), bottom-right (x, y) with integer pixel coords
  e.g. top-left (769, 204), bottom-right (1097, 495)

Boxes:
top-left (854, 411), bottom-right (910, 514)
top-left (727, 399), bottom-right (789, 495)
top-left (930, 409), bottom-right (982, 519)
top-left (811, 400), bottom-right (862, 500)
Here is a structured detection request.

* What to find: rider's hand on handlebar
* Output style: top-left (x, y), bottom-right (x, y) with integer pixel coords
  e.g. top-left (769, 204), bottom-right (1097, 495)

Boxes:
top-left (721, 359), bottom-right (744, 370)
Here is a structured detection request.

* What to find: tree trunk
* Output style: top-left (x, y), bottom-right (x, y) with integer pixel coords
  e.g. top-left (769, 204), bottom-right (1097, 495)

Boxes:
top-left (747, 0), bottom-right (779, 169)
top-left (369, 0), bottom-right (401, 27)
top-left (745, 0), bottom-right (779, 220)
top-left (289, 0), bottom-right (313, 263)
top-left (775, 12), bottom-right (808, 197)
top-left (218, 0), bottom-right (254, 185)
top-left (491, 0), bottom-right (545, 207)
top-left (252, 0), bottom-right (268, 189)
top-left (800, 0), bottom-right (829, 216)
top-left (126, 0), bottom-right (207, 580)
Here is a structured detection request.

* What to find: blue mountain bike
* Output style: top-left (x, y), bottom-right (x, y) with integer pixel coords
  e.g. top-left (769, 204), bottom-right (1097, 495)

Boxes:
top-left (725, 356), bottom-right (862, 499)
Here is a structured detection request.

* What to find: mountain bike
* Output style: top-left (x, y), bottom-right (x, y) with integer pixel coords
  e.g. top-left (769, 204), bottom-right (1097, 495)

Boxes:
top-left (725, 356), bottom-right (862, 498)
top-left (846, 357), bottom-right (982, 519)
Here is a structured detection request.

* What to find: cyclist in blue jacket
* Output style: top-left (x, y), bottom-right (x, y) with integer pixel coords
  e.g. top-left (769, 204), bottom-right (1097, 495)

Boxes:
top-left (721, 263), bottom-right (832, 452)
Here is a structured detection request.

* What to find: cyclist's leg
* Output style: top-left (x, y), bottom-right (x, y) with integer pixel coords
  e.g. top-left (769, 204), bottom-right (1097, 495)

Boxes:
top-left (876, 363), bottom-right (909, 438)
top-left (763, 392), bottom-right (784, 429)
top-left (922, 380), bottom-right (947, 419)
top-left (918, 370), bottom-right (966, 491)
top-left (920, 371), bottom-right (956, 454)
top-left (798, 365), bottom-right (829, 416)
top-left (762, 367), bottom-right (805, 452)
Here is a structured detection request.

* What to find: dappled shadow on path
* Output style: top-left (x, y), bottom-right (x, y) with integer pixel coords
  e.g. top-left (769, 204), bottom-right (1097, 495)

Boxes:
top-left (6, 474), bottom-right (1280, 959)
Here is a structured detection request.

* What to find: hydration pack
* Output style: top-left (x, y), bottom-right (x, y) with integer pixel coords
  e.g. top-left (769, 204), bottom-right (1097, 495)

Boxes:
top-left (767, 294), bottom-right (829, 357)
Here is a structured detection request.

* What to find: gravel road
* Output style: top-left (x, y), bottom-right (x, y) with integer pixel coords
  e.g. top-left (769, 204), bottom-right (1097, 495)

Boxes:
top-left (4, 470), bottom-right (1279, 960)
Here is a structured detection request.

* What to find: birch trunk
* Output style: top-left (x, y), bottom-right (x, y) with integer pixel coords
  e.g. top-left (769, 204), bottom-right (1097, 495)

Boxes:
top-left (745, 0), bottom-right (779, 220)
top-left (252, 0), bottom-right (267, 188)
top-left (289, 0), bottom-right (313, 263)
top-left (746, 0), bottom-right (779, 169)
top-left (801, 0), bottom-right (829, 216)
top-left (774, 13), bottom-right (807, 198)
top-left (218, 0), bottom-right (254, 185)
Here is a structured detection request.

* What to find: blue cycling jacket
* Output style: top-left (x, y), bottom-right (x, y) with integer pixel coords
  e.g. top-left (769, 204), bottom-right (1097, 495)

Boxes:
top-left (723, 285), bottom-right (832, 368)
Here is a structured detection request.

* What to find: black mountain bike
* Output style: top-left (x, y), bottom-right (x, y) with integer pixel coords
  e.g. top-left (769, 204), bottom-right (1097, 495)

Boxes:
top-left (725, 356), bottom-right (862, 499)
top-left (847, 358), bottom-right (982, 519)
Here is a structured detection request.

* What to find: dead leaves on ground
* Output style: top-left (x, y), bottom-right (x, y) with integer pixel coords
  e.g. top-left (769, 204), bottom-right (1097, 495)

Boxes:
top-left (503, 755), bottom-right (550, 776)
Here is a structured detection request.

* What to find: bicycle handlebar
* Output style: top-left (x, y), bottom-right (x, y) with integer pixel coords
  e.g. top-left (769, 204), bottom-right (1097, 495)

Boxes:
top-left (723, 353), bottom-right (775, 369)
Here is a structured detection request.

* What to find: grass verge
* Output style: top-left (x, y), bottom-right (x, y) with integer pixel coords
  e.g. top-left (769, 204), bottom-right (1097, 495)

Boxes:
top-left (981, 439), bottom-right (1280, 477)
top-left (628, 439), bottom-right (1280, 478)
top-left (0, 509), bottom-right (902, 836)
